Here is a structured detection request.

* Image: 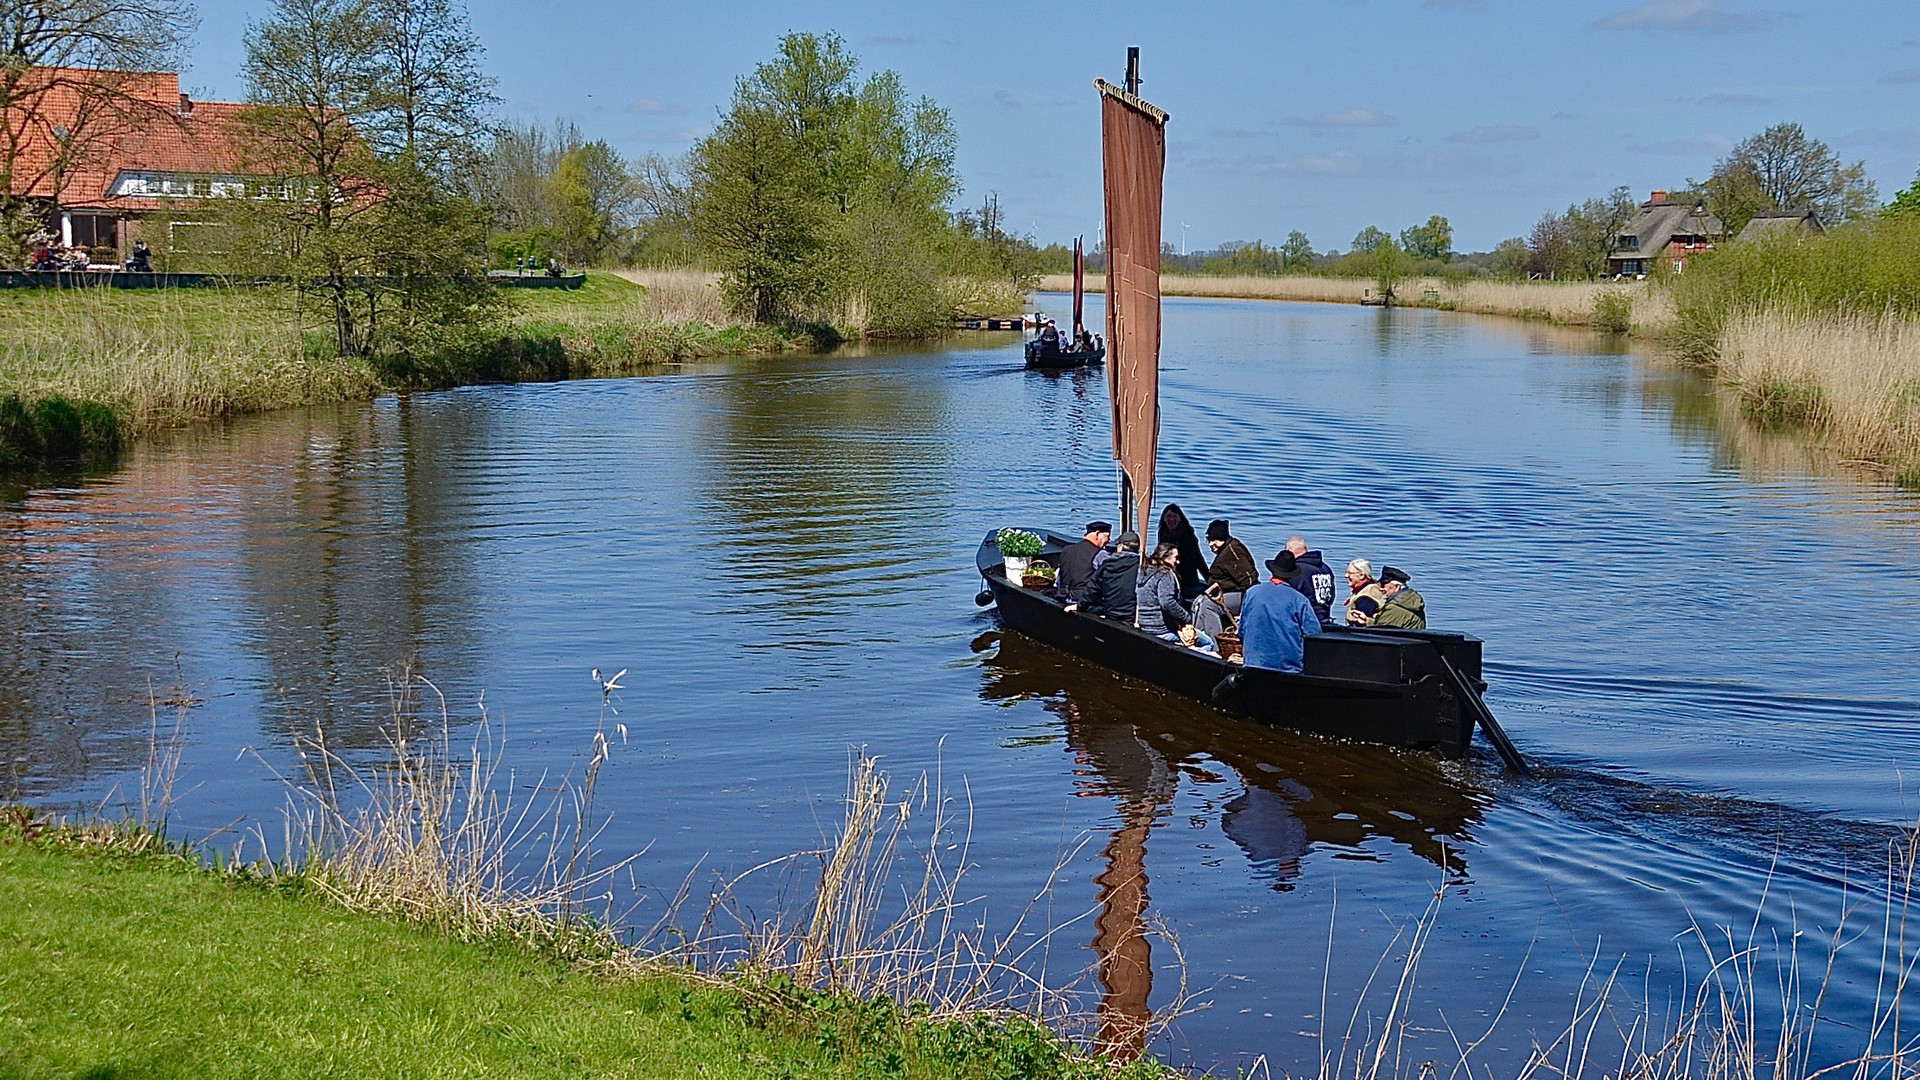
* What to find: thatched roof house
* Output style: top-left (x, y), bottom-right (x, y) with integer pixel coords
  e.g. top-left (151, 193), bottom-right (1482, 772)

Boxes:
top-left (1736, 209), bottom-right (1824, 241)
top-left (1607, 191), bottom-right (1725, 277)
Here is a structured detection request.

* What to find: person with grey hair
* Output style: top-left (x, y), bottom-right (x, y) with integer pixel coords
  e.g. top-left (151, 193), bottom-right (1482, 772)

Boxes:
top-left (1344, 558), bottom-right (1389, 626)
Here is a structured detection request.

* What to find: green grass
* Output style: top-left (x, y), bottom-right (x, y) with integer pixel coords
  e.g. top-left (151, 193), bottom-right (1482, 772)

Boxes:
top-left (0, 273), bottom-right (817, 467)
top-left (0, 826), bottom-right (1155, 1080)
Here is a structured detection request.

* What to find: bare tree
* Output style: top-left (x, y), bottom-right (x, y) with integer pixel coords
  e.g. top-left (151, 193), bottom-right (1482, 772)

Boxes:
top-left (1699, 122), bottom-right (1877, 235)
top-left (365, 0), bottom-right (495, 177)
top-left (0, 0), bottom-right (199, 257)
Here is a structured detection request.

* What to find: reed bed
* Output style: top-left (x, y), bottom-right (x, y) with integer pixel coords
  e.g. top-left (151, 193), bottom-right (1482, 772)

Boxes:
top-left (0, 285), bottom-right (375, 430)
top-left (1717, 310), bottom-right (1920, 481)
top-left (1038, 273), bottom-right (1674, 334)
top-left (611, 268), bottom-right (732, 324)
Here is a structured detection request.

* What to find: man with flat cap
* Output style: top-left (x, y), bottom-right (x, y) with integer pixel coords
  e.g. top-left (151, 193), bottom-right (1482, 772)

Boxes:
top-left (1054, 520), bottom-right (1111, 604)
top-left (1368, 566), bottom-right (1428, 629)
top-left (1076, 530), bottom-right (1142, 621)
top-left (1237, 549), bottom-right (1323, 673)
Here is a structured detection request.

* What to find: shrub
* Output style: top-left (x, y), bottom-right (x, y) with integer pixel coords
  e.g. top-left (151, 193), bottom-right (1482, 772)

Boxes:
top-left (1592, 290), bottom-right (1632, 333)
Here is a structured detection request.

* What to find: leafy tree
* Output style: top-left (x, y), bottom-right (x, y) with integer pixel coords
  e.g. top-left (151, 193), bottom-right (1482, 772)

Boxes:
top-left (240, 0), bottom-right (385, 354)
top-left (1697, 123), bottom-right (1877, 235)
top-left (690, 32), bottom-right (959, 331)
top-left (548, 140), bottom-right (639, 264)
top-left (1399, 215), bottom-right (1452, 261)
top-left (0, 0), bottom-right (199, 261)
top-left (1561, 186), bottom-right (1638, 278)
top-left (1281, 230), bottom-right (1314, 270)
top-left (1487, 236), bottom-right (1529, 278)
top-left (1371, 236), bottom-right (1410, 297)
top-left (1351, 225), bottom-right (1391, 254)
top-left (1888, 166), bottom-right (1920, 217)
top-left (238, 0), bottom-right (496, 359)
top-left (365, 0), bottom-right (496, 179)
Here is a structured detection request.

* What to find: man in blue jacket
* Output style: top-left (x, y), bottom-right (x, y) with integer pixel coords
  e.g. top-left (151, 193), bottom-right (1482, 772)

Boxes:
top-left (1239, 550), bottom-right (1323, 673)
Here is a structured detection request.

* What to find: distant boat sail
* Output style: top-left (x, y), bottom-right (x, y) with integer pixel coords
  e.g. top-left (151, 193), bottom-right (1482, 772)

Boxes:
top-left (1096, 60), bottom-right (1169, 538)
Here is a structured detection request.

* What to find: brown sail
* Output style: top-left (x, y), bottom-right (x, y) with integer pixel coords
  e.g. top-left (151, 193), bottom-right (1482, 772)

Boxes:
top-left (1096, 77), bottom-right (1168, 539)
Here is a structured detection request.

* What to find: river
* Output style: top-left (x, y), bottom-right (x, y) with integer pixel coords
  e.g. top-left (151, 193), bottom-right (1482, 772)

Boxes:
top-left (4, 294), bottom-right (1919, 1072)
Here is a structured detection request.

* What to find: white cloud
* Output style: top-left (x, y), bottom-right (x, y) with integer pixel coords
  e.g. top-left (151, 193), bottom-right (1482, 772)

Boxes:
top-left (1282, 108), bottom-right (1395, 128)
top-left (1595, 0), bottom-right (1770, 32)
top-left (1446, 124), bottom-right (1541, 143)
top-left (627, 99), bottom-right (684, 116)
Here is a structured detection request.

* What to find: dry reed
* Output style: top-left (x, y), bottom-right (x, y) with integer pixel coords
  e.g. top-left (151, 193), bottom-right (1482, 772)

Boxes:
top-left (0, 286), bottom-right (376, 428)
top-left (611, 268), bottom-right (732, 324)
top-left (1717, 310), bottom-right (1920, 477)
top-left (1281, 827), bottom-right (1920, 1080)
top-left (1038, 274), bottom-right (1675, 334)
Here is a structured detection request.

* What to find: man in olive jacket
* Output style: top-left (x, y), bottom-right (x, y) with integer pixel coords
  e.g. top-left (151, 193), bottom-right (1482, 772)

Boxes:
top-left (1369, 566), bottom-right (1428, 630)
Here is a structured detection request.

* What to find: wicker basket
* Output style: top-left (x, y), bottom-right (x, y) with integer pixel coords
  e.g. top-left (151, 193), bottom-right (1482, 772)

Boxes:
top-left (1022, 573), bottom-right (1055, 590)
top-left (1216, 629), bottom-right (1243, 663)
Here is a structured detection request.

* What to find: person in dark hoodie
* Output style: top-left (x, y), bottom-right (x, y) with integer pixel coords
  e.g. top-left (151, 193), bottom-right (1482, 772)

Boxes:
top-left (1283, 535), bottom-right (1337, 625)
top-left (1203, 519), bottom-right (1258, 611)
top-left (1157, 504), bottom-right (1208, 597)
top-left (1053, 520), bottom-right (1111, 604)
top-left (1073, 531), bottom-right (1141, 621)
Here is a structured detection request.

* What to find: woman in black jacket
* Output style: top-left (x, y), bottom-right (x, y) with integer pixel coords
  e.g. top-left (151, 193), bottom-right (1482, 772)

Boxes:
top-left (1157, 504), bottom-right (1208, 597)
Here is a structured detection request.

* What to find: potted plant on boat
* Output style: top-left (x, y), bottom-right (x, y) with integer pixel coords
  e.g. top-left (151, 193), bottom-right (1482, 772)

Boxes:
top-left (996, 528), bottom-right (1044, 582)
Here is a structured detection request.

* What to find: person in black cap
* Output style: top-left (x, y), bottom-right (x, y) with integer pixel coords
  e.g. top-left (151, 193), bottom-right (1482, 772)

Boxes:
top-left (1054, 520), bottom-right (1112, 604)
top-left (1236, 549), bottom-right (1322, 673)
top-left (1369, 566), bottom-right (1427, 629)
top-left (1076, 531), bottom-right (1141, 621)
top-left (1203, 519), bottom-right (1257, 611)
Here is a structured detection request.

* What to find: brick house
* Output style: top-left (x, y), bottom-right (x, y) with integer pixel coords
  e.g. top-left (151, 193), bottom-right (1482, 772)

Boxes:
top-left (3, 67), bottom-right (258, 260)
top-left (1607, 190), bottom-right (1725, 277)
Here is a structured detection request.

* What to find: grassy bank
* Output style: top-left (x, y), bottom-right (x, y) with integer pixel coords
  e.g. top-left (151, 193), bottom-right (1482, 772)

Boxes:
top-left (1039, 272), bottom-right (1673, 334)
top-left (1671, 214), bottom-right (1920, 484)
top-left (0, 815), bottom-right (1150, 1080)
top-left (0, 273), bottom-right (819, 469)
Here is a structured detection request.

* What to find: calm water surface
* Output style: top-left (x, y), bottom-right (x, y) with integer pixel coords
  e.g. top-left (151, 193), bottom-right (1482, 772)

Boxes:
top-left (6, 295), bottom-right (1920, 1070)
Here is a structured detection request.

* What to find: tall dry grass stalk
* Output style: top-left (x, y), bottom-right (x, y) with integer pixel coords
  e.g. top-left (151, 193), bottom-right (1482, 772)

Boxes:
top-left (658, 751), bottom-right (1152, 1026)
top-left (1287, 828), bottom-right (1920, 1080)
top-left (1038, 274), bottom-right (1674, 333)
top-left (1718, 310), bottom-right (1920, 476)
top-left (256, 675), bottom-right (636, 956)
top-left (611, 269), bottom-right (732, 324)
top-left (0, 286), bottom-right (376, 427)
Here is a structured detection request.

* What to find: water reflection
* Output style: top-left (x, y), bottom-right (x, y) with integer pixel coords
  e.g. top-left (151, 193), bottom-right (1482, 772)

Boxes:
top-left (974, 629), bottom-right (1490, 1057)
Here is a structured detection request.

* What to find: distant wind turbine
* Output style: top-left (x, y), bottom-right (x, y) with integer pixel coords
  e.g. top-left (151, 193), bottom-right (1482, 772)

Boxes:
top-left (1180, 222), bottom-right (1191, 257)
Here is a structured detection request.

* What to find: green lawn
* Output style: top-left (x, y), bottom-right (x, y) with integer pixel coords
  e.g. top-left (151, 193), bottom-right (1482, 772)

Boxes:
top-left (0, 834), bottom-right (1147, 1080)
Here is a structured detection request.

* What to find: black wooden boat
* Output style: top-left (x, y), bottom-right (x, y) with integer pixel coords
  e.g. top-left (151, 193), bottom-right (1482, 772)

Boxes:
top-left (973, 51), bottom-right (1525, 768)
top-left (1025, 340), bottom-right (1106, 369)
top-left (976, 531), bottom-right (1485, 752)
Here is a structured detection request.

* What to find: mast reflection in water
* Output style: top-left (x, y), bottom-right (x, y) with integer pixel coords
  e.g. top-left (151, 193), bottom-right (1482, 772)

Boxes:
top-left (974, 630), bottom-right (1490, 1059)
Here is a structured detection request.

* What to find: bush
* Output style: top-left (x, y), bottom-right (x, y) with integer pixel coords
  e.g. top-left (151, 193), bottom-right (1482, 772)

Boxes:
top-left (0, 393), bottom-right (123, 467)
top-left (1671, 213), bottom-right (1920, 364)
top-left (1592, 290), bottom-right (1632, 333)
top-left (1740, 378), bottom-right (1829, 428)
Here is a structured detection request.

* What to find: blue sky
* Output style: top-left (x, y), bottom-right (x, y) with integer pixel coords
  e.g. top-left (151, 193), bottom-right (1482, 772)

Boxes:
top-left (182, 0), bottom-right (1920, 252)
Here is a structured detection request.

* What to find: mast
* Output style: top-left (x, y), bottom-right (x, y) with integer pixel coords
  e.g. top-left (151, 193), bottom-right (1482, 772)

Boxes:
top-left (1096, 51), bottom-right (1169, 542)
top-left (1072, 236), bottom-right (1085, 339)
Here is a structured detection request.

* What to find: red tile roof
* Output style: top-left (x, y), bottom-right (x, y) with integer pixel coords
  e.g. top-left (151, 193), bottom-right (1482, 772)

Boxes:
top-left (3, 67), bottom-right (258, 213)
